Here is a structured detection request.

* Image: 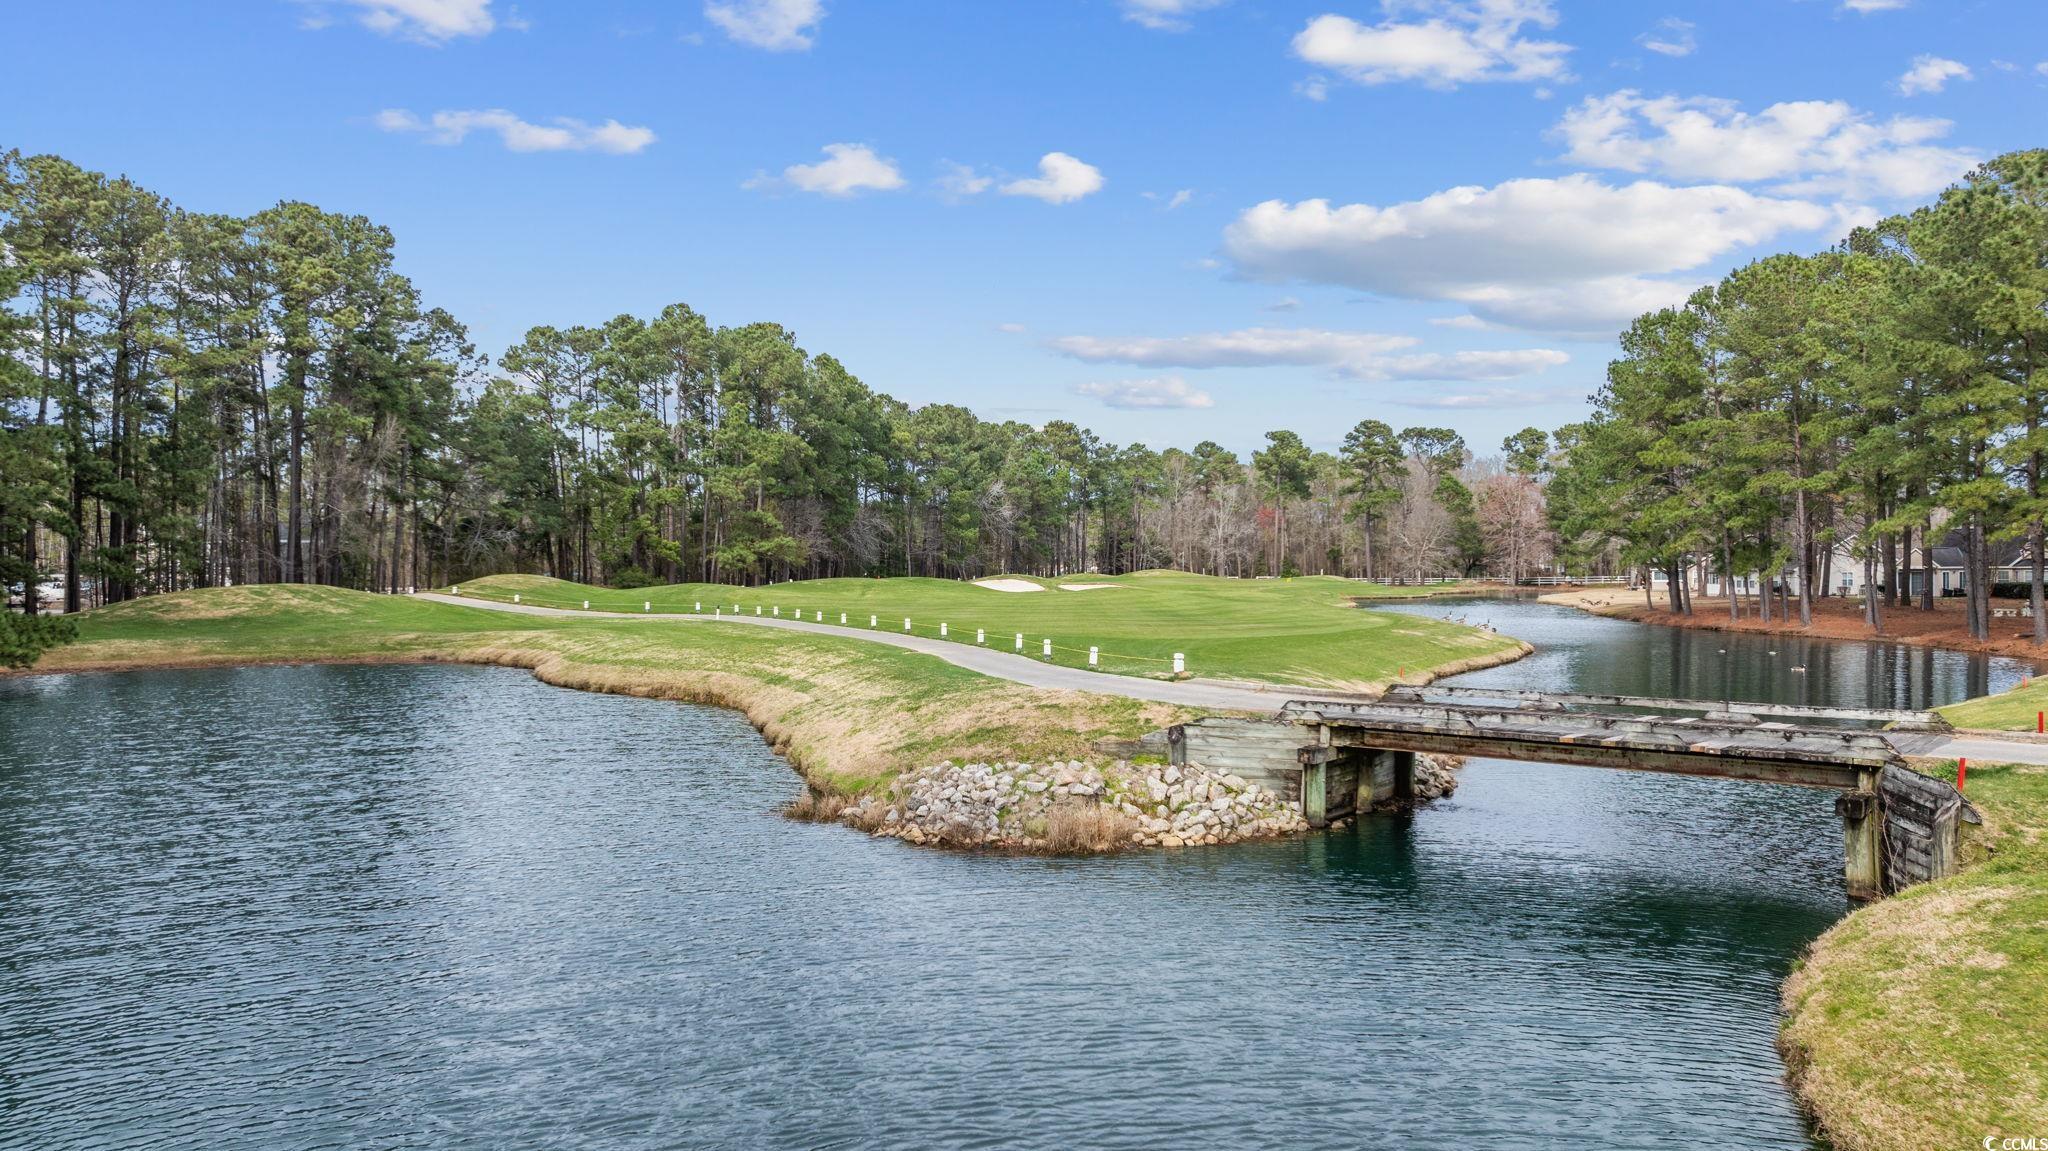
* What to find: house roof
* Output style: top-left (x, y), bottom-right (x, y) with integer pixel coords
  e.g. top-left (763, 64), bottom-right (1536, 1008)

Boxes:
top-left (1928, 529), bottom-right (2035, 570)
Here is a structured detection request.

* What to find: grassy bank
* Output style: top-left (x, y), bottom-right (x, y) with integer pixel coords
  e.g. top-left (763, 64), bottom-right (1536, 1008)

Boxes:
top-left (444, 570), bottom-right (1519, 690)
top-left (29, 585), bottom-right (1189, 795)
top-left (1940, 676), bottom-right (2048, 731)
top-left (1781, 758), bottom-right (2048, 1150)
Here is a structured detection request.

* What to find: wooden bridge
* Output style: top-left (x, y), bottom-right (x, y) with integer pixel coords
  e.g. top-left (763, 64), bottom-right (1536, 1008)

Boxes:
top-left (1166, 689), bottom-right (1965, 901)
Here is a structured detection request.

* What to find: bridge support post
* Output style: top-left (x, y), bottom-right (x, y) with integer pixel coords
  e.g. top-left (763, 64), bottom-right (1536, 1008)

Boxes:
top-left (1302, 760), bottom-right (1328, 828)
top-left (1355, 750), bottom-right (1380, 814)
top-left (1838, 769), bottom-right (1883, 902)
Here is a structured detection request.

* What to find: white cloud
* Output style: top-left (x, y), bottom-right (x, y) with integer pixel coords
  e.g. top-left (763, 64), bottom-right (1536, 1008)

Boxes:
top-left (311, 0), bottom-right (497, 42)
top-left (1636, 17), bottom-right (1694, 58)
top-left (1296, 75), bottom-right (1331, 101)
top-left (1166, 188), bottom-right (1194, 210)
top-left (1073, 376), bottom-right (1216, 409)
top-left (2038, 61), bottom-right (2048, 78)
top-left (1843, 0), bottom-right (1907, 11)
top-left (1001, 153), bottom-right (1105, 204)
top-left (1430, 314), bottom-right (1493, 330)
top-left (748, 143), bottom-right (904, 197)
top-left (1291, 0), bottom-right (1573, 90)
top-left (996, 322), bottom-right (1029, 334)
top-left (1264, 297), bottom-right (1303, 312)
top-left (1220, 175), bottom-right (1841, 333)
top-left (1120, 0), bottom-right (1226, 31)
top-left (376, 108), bottom-right (657, 153)
top-left (1048, 326), bottom-right (1569, 382)
top-left (1897, 55), bottom-right (1971, 96)
top-left (938, 161), bottom-right (995, 198)
top-left (1391, 386), bottom-right (1584, 409)
top-left (1555, 90), bottom-right (1977, 200)
top-left (705, 0), bottom-right (823, 51)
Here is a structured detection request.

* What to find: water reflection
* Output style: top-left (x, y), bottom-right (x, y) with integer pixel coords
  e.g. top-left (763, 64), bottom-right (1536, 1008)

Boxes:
top-left (0, 663), bottom-right (1837, 1150)
top-left (1370, 595), bottom-right (2037, 710)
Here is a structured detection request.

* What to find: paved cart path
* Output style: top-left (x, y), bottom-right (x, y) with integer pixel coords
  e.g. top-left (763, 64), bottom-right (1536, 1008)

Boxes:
top-left (412, 593), bottom-right (2048, 766)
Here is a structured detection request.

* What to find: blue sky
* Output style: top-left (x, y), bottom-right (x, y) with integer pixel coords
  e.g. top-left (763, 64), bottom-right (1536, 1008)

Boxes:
top-left (6, 0), bottom-right (2045, 457)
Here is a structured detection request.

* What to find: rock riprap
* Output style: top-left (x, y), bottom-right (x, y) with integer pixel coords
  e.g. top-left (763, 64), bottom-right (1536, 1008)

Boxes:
top-left (835, 754), bottom-right (1462, 852)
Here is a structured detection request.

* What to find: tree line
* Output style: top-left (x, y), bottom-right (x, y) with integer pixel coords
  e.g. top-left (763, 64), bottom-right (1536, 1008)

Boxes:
top-left (1548, 149), bottom-right (2048, 643)
top-left (1, 149), bottom-right (1555, 616)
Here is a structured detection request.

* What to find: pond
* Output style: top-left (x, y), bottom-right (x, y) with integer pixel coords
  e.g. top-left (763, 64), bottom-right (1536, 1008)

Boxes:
top-left (9, 599), bottom-right (2020, 1149)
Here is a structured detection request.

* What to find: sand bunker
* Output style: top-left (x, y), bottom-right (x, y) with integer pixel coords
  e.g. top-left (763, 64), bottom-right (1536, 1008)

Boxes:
top-left (974, 578), bottom-right (1045, 593)
top-left (1058, 583), bottom-right (1125, 591)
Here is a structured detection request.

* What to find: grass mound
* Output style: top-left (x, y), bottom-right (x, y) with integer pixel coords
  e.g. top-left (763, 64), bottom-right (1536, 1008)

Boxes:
top-left (1781, 760), bottom-right (2048, 1150)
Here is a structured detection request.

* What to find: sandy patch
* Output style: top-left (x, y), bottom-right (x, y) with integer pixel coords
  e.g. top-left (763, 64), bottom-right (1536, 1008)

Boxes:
top-left (975, 578), bottom-right (1045, 593)
top-left (1058, 583), bottom-right (1125, 591)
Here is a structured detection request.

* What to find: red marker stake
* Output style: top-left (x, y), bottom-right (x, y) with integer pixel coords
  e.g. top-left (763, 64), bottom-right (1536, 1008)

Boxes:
top-left (2037, 710), bottom-right (2042, 735)
top-left (1956, 757), bottom-right (1968, 791)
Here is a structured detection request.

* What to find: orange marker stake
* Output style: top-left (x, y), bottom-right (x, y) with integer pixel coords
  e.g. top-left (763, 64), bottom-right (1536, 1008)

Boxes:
top-left (1956, 757), bottom-right (1968, 791)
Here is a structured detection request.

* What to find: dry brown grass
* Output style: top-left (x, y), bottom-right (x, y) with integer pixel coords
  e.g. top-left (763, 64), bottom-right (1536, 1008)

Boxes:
top-left (1039, 800), bottom-right (1137, 855)
top-left (783, 788), bottom-right (856, 824)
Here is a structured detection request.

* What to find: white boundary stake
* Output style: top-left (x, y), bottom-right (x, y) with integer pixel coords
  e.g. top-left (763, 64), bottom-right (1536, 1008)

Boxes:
top-left (732, 603), bottom-right (739, 613)
top-left (840, 613), bottom-right (847, 625)
top-left (755, 606), bottom-right (762, 616)
top-left (940, 623), bottom-right (949, 637)
top-left (452, 585), bottom-right (460, 595)
top-left (1014, 633), bottom-right (1024, 651)
top-left (1089, 646), bottom-right (1099, 667)
top-left (815, 610), bottom-right (823, 622)
top-left (513, 594), bottom-right (520, 603)
top-left (1042, 638), bottom-right (1052, 658)
top-left (871, 615), bottom-right (878, 628)
top-left (644, 601), bottom-right (651, 612)
top-left (976, 628), bottom-right (985, 645)
top-left (1173, 653), bottom-right (1185, 674)
top-left (695, 602), bottom-right (701, 612)
top-left (903, 617), bottom-right (912, 632)
top-left (715, 608), bottom-right (722, 617)
top-left (773, 606), bottom-right (780, 616)
top-left (583, 600), bottom-right (589, 609)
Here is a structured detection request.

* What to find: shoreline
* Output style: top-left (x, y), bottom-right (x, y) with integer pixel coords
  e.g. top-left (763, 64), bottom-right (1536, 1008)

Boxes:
top-left (1539, 587), bottom-right (2048, 665)
top-left (10, 645), bottom-right (1478, 856)
top-left (12, 585), bottom-right (1531, 855)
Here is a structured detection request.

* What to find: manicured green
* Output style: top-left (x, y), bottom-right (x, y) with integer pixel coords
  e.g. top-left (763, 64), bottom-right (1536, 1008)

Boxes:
top-left (444, 570), bottom-right (1515, 689)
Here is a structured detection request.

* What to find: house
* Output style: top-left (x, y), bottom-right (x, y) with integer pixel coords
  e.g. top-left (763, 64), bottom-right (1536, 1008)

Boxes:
top-left (1902, 536), bottom-right (2039, 597)
top-left (1665, 535), bottom-right (2042, 600)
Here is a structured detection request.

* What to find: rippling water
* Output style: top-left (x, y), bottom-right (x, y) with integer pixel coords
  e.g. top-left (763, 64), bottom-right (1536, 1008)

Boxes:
top-left (0, 660), bottom-right (1856, 1149)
